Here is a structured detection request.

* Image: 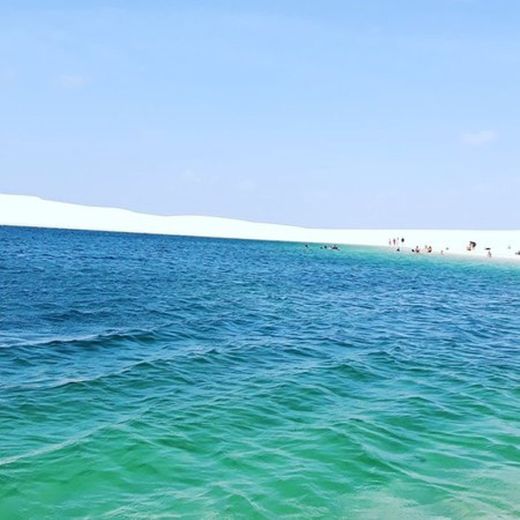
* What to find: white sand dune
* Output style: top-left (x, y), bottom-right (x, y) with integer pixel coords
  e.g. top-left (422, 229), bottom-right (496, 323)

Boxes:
top-left (1, 194), bottom-right (519, 261)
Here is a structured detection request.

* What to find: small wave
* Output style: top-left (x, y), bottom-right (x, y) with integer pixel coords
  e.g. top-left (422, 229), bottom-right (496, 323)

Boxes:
top-left (0, 413), bottom-right (142, 468)
top-left (1, 328), bottom-right (166, 351)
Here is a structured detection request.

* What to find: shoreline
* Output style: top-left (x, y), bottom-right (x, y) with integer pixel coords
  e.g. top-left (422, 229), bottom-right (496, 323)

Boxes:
top-left (1, 194), bottom-right (520, 261)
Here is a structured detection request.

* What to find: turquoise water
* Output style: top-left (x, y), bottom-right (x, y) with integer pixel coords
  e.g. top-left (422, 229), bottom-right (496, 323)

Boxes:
top-left (1, 227), bottom-right (519, 519)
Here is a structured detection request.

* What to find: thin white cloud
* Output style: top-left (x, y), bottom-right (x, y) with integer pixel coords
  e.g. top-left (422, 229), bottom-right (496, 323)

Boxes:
top-left (461, 130), bottom-right (498, 146)
top-left (58, 74), bottom-right (89, 89)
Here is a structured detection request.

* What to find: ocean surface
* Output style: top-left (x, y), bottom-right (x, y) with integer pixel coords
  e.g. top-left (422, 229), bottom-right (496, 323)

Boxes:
top-left (1, 226), bottom-right (519, 520)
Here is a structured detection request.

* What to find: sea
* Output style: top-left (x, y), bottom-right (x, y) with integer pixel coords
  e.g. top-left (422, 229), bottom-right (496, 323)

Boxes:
top-left (1, 226), bottom-right (519, 519)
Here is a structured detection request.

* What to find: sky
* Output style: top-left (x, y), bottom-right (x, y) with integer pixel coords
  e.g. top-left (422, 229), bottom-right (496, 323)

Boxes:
top-left (1, 0), bottom-right (519, 228)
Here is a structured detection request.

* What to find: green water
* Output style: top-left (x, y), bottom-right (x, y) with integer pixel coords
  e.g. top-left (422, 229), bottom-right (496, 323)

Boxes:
top-left (1, 227), bottom-right (519, 518)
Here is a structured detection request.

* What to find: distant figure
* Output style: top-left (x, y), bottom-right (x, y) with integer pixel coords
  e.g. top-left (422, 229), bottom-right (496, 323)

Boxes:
top-left (401, 237), bottom-right (405, 243)
top-left (392, 238), bottom-right (396, 246)
top-left (388, 238), bottom-right (392, 246)
top-left (487, 249), bottom-right (492, 258)
top-left (427, 245), bottom-right (433, 253)
top-left (467, 241), bottom-right (477, 252)
top-left (440, 250), bottom-right (444, 255)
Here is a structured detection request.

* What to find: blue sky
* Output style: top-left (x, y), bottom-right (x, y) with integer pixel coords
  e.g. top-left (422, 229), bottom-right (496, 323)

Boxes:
top-left (1, 0), bottom-right (519, 228)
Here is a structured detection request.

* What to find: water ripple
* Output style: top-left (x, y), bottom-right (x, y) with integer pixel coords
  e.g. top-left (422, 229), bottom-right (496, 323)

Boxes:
top-left (0, 227), bottom-right (519, 519)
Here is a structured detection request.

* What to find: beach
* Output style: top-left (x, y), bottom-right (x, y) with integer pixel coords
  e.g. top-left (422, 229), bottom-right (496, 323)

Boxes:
top-left (1, 194), bottom-right (519, 261)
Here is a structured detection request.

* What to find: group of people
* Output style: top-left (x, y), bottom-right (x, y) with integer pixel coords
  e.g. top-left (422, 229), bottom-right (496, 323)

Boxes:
top-left (389, 237), bottom-right (437, 255)
top-left (305, 244), bottom-right (341, 251)
top-left (412, 245), bottom-right (433, 254)
top-left (466, 241), bottom-right (492, 257)
top-left (389, 237), bottom-right (404, 247)
top-left (388, 237), bottom-right (405, 252)
top-left (308, 238), bottom-right (517, 259)
top-left (389, 238), bottom-right (496, 257)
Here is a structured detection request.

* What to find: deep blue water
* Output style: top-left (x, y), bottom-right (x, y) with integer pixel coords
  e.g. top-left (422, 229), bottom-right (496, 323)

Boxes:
top-left (1, 226), bottom-right (519, 519)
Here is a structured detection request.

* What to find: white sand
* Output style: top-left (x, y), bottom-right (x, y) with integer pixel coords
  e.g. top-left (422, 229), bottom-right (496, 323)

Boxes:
top-left (1, 194), bottom-right (519, 261)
